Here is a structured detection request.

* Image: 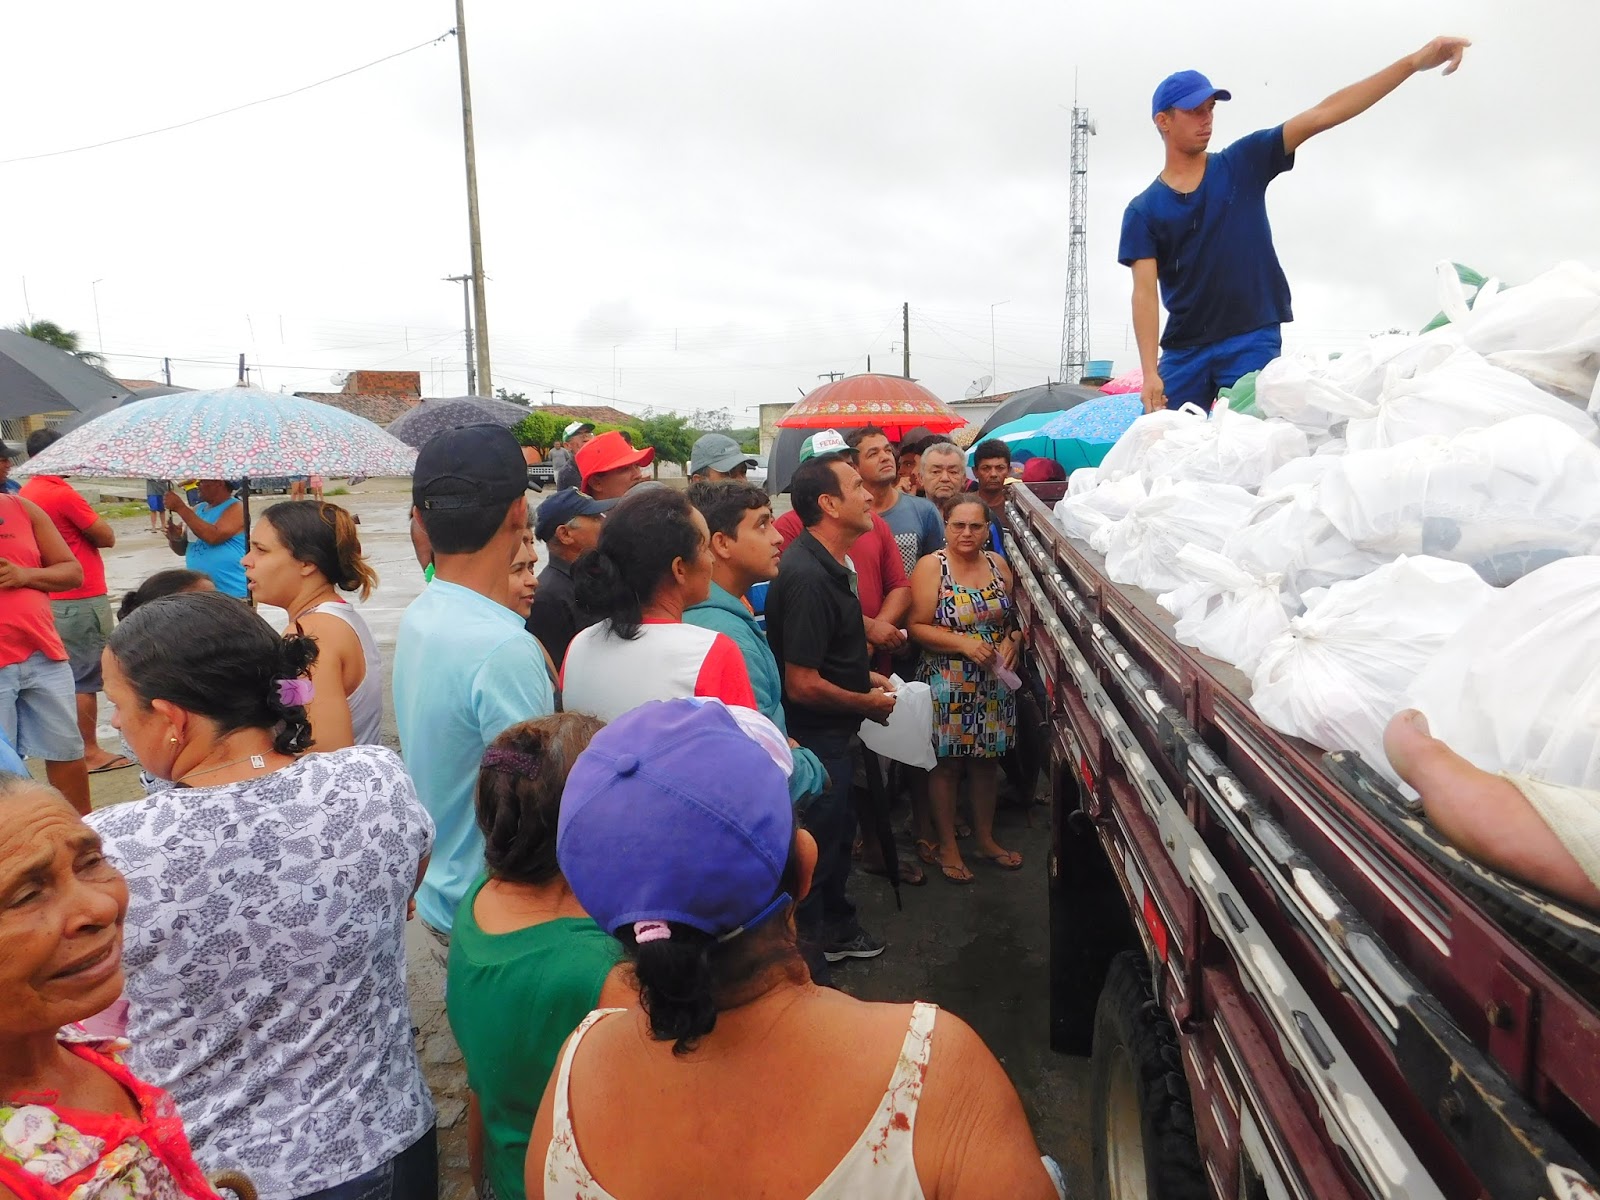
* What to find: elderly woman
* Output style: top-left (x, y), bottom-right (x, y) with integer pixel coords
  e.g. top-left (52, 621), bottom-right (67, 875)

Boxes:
top-left (87, 591), bottom-right (438, 1200)
top-left (526, 699), bottom-right (1058, 1199)
top-left (446, 714), bottom-right (631, 1200)
top-left (0, 773), bottom-right (218, 1200)
top-left (561, 487), bottom-right (755, 721)
top-left (241, 500), bottom-right (383, 749)
top-left (909, 497), bottom-right (1023, 883)
top-left (163, 481), bottom-right (247, 599)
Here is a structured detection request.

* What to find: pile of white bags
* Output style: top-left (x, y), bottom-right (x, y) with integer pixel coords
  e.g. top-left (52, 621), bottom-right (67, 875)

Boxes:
top-left (1250, 557), bottom-right (1493, 773)
top-left (1103, 481), bottom-right (1257, 592)
top-left (1140, 407), bottom-right (1310, 488)
top-left (1053, 474), bottom-right (1147, 549)
top-left (1437, 259), bottom-right (1600, 409)
top-left (1094, 405), bottom-right (1207, 482)
top-left (1166, 546), bottom-right (1289, 675)
top-left (1318, 414), bottom-right (1600, 584)
top-left (1223, 489), bottom-right (1389, 610)
top-left (1406, 557), bottom-right (1600, 789)
top-left (1343, 343), bottom-right (1599, 451)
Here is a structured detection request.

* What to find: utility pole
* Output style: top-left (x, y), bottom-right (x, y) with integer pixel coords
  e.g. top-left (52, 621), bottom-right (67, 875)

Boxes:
top-left (818, 371), bottom-right (844, 383)
top-left (454, 0), bottom-right (492, 394)
top-left (901, 302), bottom-right (910, 378)
top-left (162, 357), bottom-right (172, 386)
top-left (237, 353), bottom-right (247, 384)
top-left (91, 279), bottom-right (104, 352)
top-left (445, 274), bottom-right (476, 394)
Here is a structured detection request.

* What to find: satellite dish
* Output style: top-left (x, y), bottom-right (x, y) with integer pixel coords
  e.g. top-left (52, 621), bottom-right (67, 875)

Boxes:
top-left (965, 375), bottom-right (993, 400)
top-left (329, 372), bottom-right (349, 389)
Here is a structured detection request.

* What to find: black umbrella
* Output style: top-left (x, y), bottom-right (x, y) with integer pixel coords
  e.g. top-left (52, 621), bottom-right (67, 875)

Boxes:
top-left (58, 384), bottom-right (191, 433)
top-left (973, 381), bottom-right (1101, 442)
top-left (765, 424), bottom-right (811, 495)
top-left (0, 331), bottom-right (130, 420)
top-left (386, 395), bottom-right (531, 448)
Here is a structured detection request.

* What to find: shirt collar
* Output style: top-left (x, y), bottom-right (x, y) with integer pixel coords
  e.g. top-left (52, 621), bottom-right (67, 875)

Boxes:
top-left (424, 577), bottom-right (525, 628)
top-left (795, 529), bottom-right (852, 581)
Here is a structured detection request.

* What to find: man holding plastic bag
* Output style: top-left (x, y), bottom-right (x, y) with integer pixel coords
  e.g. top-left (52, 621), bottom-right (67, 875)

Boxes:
top-left (1121, 35), bottom-right (1470, 413)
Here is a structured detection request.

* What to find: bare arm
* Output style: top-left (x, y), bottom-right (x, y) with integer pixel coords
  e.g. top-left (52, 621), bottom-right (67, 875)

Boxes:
top-left (82, 516), bottom-right (115, 549)
top-left (166, 492), bottom-right (244, 545)
top-left (1283, 36), bottom-right (1469, 154)
top-left (1130, 258), bottom-right (1165, 413)
top-left (294, 613), bottom-right (359, 753)
top-left (784, 663), bottom-right (896, 724)
top-left (915, 1011), bottom-right (1058, 1199)
top-left (0, 498), bottom-right (84, 592)
top-left (466, 1092), bottom-right (487, 1199)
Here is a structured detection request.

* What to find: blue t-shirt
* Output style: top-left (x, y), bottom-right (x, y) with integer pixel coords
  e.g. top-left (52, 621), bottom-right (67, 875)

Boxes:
top-left (878, 493), bottom-right (945, 577)
top-left (1118, 126), bottom-right (1296, 350)
top-left (393, 578), bottom-right (555, 933)
top-left (186, 497), bottom-right (248, 598)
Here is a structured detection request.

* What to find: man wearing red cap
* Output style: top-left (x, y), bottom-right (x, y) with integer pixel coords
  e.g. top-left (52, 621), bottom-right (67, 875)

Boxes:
top-left (1121, 36), bottom-right (1470, 415)
top-left (575, 430), bottom-right (655, 501)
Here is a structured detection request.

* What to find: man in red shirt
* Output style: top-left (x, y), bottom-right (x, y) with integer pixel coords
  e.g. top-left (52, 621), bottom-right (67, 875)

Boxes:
top-left (0, 468), bottom-right (89, 812)
top-left (19, 430), bottom-right (125, 774)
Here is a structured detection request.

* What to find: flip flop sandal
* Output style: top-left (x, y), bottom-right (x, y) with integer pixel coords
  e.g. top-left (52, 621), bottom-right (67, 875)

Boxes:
top-left (914, 839), bottom-right (940, 866)
top-left (939, 861), bottom-right (976, 885)
top-left (88, 756), bottom-right (136, 775)
top-left (978, 850), bottom-right (1024, 871)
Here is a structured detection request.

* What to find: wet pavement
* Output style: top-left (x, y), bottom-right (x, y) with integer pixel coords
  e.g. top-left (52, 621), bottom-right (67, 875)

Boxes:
top-left (75, 479), bottom-right (1091, 1197)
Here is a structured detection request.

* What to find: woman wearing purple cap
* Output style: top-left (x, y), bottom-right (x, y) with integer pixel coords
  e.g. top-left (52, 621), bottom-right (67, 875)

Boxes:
top-left (527, 698), bottom-right (1058, 1199)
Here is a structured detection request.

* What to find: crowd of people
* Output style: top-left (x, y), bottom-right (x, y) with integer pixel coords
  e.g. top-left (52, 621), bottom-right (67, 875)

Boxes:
top-left (0, 418), bottom-right (1073, 1200)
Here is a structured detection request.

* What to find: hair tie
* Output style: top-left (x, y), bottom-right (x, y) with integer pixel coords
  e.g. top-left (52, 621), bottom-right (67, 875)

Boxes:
top-left (275, 677), bottom-right (314, 707)
top-left (482, 746), bottom-right (543, 776)
top-left (634, 920), bottom-right (671, 944)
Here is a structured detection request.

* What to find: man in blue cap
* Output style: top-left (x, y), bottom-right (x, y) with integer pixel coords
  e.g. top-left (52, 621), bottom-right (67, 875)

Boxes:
top-left (1120, 36), bottom-right (1470, 414)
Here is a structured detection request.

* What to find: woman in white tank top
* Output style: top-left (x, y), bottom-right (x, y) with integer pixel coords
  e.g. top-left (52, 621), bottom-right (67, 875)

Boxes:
top-left (242, 500), bottom-right (385, 749)
top-left (527, 699), bottom-right (1059, 1200)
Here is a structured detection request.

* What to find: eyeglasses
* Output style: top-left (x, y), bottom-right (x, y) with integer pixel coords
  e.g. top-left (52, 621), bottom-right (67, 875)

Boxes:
top-left (946, 521), bottom-right (988, 533)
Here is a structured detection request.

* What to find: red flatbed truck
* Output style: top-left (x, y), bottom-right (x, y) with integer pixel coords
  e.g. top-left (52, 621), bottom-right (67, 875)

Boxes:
top-left (1004, 479), bottom-right (1600, 1200)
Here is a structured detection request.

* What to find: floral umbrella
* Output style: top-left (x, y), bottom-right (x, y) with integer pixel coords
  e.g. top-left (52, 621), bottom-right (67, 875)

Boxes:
top-left (14, 385), bottom-right (417, 480)
top-left (777, 373), bottom-right (965, 439)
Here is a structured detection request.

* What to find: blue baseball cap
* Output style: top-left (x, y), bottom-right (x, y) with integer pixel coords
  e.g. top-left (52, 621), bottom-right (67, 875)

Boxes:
top-left (533, 487), bottom-right (615, 542)
top-left (1152, 70), bottom-right (1231, 118)
top-left (558, 700), bottom-right (796, 941)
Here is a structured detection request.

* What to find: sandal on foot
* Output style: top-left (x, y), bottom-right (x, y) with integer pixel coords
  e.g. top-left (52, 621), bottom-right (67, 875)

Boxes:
top-left (939, 861), bottom-right (975, 885)
top-left (914, 839), bottom-right (940, 866)
top-left (978, 849), bottom-right (1023, 871)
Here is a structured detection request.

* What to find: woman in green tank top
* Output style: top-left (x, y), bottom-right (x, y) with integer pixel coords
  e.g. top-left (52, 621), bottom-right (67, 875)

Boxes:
top-left (446, 714), bottom-right (632, 1200)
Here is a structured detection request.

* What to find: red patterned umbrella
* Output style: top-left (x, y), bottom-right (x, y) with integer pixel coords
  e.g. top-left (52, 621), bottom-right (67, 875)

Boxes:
top-left (777, 373), bottom-right (965, 438)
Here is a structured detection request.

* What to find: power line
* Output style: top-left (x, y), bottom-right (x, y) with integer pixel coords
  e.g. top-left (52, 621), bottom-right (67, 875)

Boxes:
top-left (0, 30), bottom-right (455, 167)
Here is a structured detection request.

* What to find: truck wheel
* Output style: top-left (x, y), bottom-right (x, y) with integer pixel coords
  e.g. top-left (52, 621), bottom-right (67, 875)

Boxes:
top-left (1091, 951), bottom-right (1207, 1200)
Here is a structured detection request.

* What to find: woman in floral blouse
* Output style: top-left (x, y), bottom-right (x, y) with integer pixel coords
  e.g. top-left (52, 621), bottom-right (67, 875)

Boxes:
top-left (0, 773), bottom-right (217, 1200)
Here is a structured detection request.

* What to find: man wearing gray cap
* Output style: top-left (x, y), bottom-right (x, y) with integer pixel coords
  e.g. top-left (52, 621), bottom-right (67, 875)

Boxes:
top-left (689, 432), bottom-right (758, 482)
top-left (554, 421), bottom-right (595, 490)
top-left (393, 424), bottom-right (555, 956)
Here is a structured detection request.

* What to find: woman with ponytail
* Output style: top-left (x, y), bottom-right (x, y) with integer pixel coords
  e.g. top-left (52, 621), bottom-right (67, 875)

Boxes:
top-left (88, 591), bottom-right (439, 1200)
top-left (561, 487), bottom-right (755, 721)
top-left (242, 500), bottom-right (383, 749)
top-left (527, 700), bottom-right (1060, 1200)
top-left (446, 715), bottom-right (632, 1200)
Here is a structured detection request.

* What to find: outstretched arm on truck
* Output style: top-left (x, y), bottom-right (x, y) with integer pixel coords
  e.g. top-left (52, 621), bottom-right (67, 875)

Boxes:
top-left (1281, 36), bottom-right (1470, 154)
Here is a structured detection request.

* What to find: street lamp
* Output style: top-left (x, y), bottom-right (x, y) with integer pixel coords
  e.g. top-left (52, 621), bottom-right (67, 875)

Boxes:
top-left (990, 300), bottom-right (1010, 392)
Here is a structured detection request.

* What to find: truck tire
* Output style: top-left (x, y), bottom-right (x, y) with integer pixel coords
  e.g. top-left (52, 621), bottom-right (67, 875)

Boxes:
top-left (1090, 951), bottom-right (1207, 1200)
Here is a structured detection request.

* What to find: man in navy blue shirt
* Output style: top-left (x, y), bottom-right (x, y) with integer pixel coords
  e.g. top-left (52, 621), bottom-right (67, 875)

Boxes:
top-left (1120, 36), bottom-right (1470, 413)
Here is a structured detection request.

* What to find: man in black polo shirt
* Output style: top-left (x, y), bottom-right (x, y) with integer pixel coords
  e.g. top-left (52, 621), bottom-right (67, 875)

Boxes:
top-left (527, 487), bottom-right (614, 667)
top-left (768, 453), bottom-right (897, 974)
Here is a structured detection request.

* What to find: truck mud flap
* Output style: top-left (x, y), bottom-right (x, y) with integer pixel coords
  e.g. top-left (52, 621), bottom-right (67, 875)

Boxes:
top-left (1003, 512), bottom-right (1600, 1200)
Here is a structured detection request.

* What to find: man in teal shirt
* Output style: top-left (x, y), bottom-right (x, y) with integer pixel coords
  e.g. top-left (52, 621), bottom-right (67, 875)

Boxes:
top-left (685, 480), bottom-right (827, 806)
top-left (394, 426), bottom-right (555, 946)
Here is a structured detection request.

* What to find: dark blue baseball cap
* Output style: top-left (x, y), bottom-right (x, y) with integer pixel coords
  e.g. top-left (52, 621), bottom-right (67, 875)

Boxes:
top-left (558, 699), bottom-right (795, 942)
top-left (533, 487), bottom-right (615, 542)
top-left (1152, 70), bottom-right (1231, 118)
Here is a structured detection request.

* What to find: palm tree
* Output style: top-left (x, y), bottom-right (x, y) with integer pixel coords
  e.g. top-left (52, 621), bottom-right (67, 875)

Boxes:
top-left (10, 319), bottom-right (105, 368)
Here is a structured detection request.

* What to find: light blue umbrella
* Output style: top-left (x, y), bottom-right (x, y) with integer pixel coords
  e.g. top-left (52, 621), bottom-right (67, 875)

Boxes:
top-left (1038, 393), bottom-right (1143, 441)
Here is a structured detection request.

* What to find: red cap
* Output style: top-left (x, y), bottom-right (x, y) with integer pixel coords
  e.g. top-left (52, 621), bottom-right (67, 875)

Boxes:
top-left (1021, 457), bottom-right (1066, 483)
top-left (576, 430), bottom-right (654, 485)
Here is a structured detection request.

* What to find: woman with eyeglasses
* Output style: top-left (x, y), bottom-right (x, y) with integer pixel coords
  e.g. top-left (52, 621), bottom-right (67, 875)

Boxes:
top-left (908, 497), bottom-right (1023, 884)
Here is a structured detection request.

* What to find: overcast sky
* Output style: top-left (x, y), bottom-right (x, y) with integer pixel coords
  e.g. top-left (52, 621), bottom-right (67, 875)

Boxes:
top-left (5, 0), bottom-right (1596, 421)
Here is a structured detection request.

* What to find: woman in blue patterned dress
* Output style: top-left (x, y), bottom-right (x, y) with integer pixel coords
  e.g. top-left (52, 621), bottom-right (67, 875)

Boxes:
top-left (909, 497), bottom-right (1023, 883)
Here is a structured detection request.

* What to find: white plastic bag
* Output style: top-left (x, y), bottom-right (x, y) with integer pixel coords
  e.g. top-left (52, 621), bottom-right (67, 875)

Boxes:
top-left (1067, 467), bottom-right (1100, 496)
top-left (1256, 452), bottom-right (1342, 499)
top-left (858, 675), bottom-right (936, 770)
top-left (1103, 481), bottom-right (1258, 592)
top-left (1094, 404), bottom-right (1207, 482)
top-left (1140, 408), bottom-right (1310, 489)
top-left (1437, 259), bottom-right (1600, 409)
top-left (1319, 414), bottom-right (1600, 585)
top-left (1405, 556), bottom-right (1600, 789)
top-left (1223, 489), bottom-right (1391, 610)
top-left (1053, 474), bottom-right (1147, 545)
top-left (1250, 557), bottom-right (1493, 772)
top-left (1167, 546), bottom-right (1289, 675)
top-left (1344, 344), bottom-right (1599, 451)
top-left (1254, 333), bottom-right (1461, 441)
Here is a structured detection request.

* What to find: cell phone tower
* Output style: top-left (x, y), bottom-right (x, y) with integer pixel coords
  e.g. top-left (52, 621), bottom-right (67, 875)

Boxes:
top-left (1059, 99), bottom-right (1096, 385)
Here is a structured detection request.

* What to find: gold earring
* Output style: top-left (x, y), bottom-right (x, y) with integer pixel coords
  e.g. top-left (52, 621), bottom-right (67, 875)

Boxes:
top-left (169, 736), bottom-right (179, 745)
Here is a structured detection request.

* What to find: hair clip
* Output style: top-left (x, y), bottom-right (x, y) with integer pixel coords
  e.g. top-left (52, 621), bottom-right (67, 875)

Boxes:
top-left (275, 677), bottom-right (314, 707)
top-left (634, 920), bottom-right (671, 944)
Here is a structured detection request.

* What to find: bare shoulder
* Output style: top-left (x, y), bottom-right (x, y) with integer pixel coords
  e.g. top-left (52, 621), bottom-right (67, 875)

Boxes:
top-left (295, 610), bottom-right (361, 652)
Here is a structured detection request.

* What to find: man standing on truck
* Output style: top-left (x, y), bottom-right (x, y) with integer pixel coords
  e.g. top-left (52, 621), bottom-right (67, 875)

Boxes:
top-left (1121, 35), bottom-right (1471, 414)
